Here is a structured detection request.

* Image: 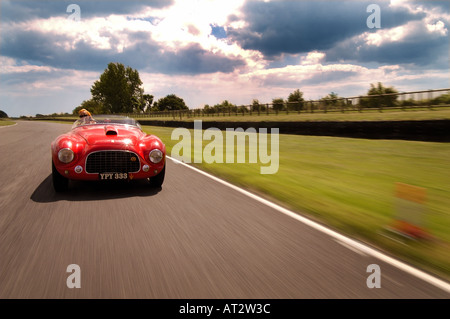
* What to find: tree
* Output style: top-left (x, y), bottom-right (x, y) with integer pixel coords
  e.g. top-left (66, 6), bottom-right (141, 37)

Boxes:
top-left (287, 89), bottom-right (305, 111)
top-left (320, 92), bottom-right (342, 107)
top-left (251, 99), bottom-right (266, 112)
top-left (0, 110), bottom-right (8, 118)
top-left (431, 93), bottom-right (450, 105)
top-left (153, 94), bottom-right (188, 111)
top-left (73, 99), bottom-right (105, 115)
top-left (203, 104), bottom-right (213, 114)
top-left (272, 98), bottom-right (285, 111)
top-left (238, 105), bottom-right (249, 114)
top-left (90, 62), bottom-right (144, 113)
top-left (360, 82), bottom-right (398, 108)
top-left (212, 100), bottom-right (237, 113)
top-left (142, 94), bottom-right (154, 113)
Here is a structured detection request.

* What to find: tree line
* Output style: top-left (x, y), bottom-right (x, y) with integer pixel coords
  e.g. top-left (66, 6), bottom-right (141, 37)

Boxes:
top-left (73, 62), bottom-right (450, 116)
top-left (201, 83), bottom-right (450, 114)
top-left (199, 84), bottom-right (400, 114)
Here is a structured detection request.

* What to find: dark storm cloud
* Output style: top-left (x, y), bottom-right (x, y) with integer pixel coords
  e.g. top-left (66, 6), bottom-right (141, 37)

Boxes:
top-left (1, 29), bottom-right (112, 70)
top-left (0, 0), bottom-right (172, 22)
top-left (227, 0), bottom-right (425, 57)
top-left (0, 28), bottom-right (246, 75)
top-left (154, 43), bottom-right (246, 74)
top-left (325, 23), bottom-right (449, 68)
top-left (1, 68), bottom-right (69, 86)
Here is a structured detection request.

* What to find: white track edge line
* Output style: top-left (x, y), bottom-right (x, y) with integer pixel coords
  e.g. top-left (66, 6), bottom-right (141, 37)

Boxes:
top-left (168, 156), bottom-right (450, 294)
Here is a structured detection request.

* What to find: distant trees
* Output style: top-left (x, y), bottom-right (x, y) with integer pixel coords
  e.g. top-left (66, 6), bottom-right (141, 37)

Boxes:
top-left (0, 110), bottom-right (8, 118)
top-left (203, 100), bottom-right (237, 114)
top-left (135, 83), bottom-right (448, 117)
top-left (272, 98), bottom-right (284, 111)
top-left (270, 89), bottom-right (306, 112)
top-left (360, 82), bottom-right (398, 108)
top-left (320, 92), bottom-right (344, 107)
top-left (272, 89), bottom-right (305, 111)
top-left (142, 94), bottom-right (154, 112)
top-left (202, 104), bottom-right (213, 114)
top-left (431, 93), bottom-right (450, 105)
top-left (72, 99), bottom-right (105, 115)
top-left (287, 89), bottom-right (305, 111)
top-left (216, 100), bottom-right (237, 113)
top-left (198, 89), bottom-right (307, 114)
top-left (251, 99), bottom-right (266, 112)
top-left (151, 94), bottom-right (188, 111)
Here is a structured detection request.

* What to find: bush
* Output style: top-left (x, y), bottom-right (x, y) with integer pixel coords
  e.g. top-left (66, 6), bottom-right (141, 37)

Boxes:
top-left (400, 99), bottom-right (418, 107)
top-left (360, 82), bottom-right (399, 109)
top-left (431, 93), bottom-right (450, 105)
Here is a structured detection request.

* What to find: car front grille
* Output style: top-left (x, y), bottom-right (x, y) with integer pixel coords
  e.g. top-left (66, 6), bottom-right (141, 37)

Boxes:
top-left (85, 151), bottom-right (140, 174)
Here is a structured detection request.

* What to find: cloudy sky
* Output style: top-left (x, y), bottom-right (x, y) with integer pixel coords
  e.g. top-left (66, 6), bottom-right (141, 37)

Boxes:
top-left (0, 0), bottom-right (449, 117)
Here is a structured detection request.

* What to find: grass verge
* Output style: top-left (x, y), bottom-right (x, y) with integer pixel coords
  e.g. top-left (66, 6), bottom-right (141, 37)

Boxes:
top-left (0, 119), bottom-right (16, 126)
top-left (143, 125), bottom-right (450, 281)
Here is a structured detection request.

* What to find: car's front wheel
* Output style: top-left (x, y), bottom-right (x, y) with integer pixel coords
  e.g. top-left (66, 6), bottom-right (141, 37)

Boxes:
top-left (148, 165), bottom-right (165, 188)
top-left (52, 161), bottom-right (69, 192)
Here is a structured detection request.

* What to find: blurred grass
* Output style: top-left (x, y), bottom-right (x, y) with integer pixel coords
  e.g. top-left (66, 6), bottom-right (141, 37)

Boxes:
top-left (143, 125), bottom-right (450, 280)
top-left (0, 119), bottom-right (15, 126)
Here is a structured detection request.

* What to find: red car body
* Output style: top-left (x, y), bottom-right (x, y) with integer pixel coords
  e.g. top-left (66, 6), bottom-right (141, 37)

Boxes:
top-left (51, 115), bottom-right (166, 191)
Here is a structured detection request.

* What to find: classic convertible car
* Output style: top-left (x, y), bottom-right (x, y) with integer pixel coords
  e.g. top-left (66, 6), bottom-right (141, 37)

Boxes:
top-left (51, 115), bottom-right (166, 192)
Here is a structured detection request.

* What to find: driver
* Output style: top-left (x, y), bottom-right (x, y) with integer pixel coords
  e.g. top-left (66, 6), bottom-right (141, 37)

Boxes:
top-left (78, 109), bottom-right (96, 125)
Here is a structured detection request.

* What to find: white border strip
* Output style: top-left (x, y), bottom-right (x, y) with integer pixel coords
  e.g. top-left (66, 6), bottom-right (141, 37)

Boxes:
top-left (168, 156), bottom-right (450, 294)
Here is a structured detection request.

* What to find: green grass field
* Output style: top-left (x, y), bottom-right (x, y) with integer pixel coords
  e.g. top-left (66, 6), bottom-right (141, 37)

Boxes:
top-left (142, 125), bottom-right (450, 280)
top-left (0, 119), bottom-right (16, 126)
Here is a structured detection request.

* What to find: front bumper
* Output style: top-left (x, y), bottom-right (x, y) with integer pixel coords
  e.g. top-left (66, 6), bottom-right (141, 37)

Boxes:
top-left (53, 151), bottom-right (165, 181)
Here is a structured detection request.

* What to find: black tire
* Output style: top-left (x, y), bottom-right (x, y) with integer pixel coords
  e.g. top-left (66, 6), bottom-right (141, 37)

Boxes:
top-left (149, 165), bottom-right (165, 188)
top-left (52, 161), bottom-right (69, 192)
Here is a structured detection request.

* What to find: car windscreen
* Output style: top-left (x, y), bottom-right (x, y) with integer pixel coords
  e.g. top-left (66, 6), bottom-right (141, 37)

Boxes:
top-left (72, 116), bottom-right (142, 130)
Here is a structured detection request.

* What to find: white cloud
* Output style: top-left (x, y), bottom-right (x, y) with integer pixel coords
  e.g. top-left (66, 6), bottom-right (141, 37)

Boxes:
top-left (426, 20), bottom-right (448, 36)
top-left (300, 51), bottom-right (326, 65)
top-left (144, 0), bottom-right (253, 67)
top-left (0, 56), bottom-right (54, 73)
top-left (365, 25), bottom-right (406, 46)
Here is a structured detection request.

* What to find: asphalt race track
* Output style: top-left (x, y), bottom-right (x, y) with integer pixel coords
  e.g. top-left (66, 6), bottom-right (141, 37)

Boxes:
top-left (0, 121), bottom-right (449, 298)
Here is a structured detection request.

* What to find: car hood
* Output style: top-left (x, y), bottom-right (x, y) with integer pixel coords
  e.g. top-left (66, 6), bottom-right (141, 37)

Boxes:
top-left (73, 125), bottom-right (142, 146)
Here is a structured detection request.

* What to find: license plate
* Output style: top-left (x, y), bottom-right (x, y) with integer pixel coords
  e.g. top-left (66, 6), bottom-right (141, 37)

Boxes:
top-left (99, 173), bottom-right (128, 180)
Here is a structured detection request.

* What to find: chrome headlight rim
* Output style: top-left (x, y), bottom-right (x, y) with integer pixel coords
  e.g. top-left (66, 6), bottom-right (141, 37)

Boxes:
top-left (58, 148), bottom-right (75, 164)
top-left (149, 149), bottom-right (163, 164)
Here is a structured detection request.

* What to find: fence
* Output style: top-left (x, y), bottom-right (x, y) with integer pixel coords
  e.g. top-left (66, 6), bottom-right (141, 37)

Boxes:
top-left (38, 88), bottom-right (450, 120)
top-left (122, 88), bottom-right (450, 120)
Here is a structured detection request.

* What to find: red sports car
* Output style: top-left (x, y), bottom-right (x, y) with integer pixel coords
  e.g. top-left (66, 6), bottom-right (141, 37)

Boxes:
top-left (51, 115), bottom-right (166, 192)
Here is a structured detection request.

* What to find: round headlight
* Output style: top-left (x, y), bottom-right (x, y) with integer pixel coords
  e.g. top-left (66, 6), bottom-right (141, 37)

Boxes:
top-left (149, 149), bottom-right (163, 164)
top-left (58, 148), bottom-right (74, 164)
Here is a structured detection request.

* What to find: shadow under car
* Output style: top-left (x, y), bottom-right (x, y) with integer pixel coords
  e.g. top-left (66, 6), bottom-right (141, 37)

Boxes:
top-left (30, 174), bottom-right (162, 203)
